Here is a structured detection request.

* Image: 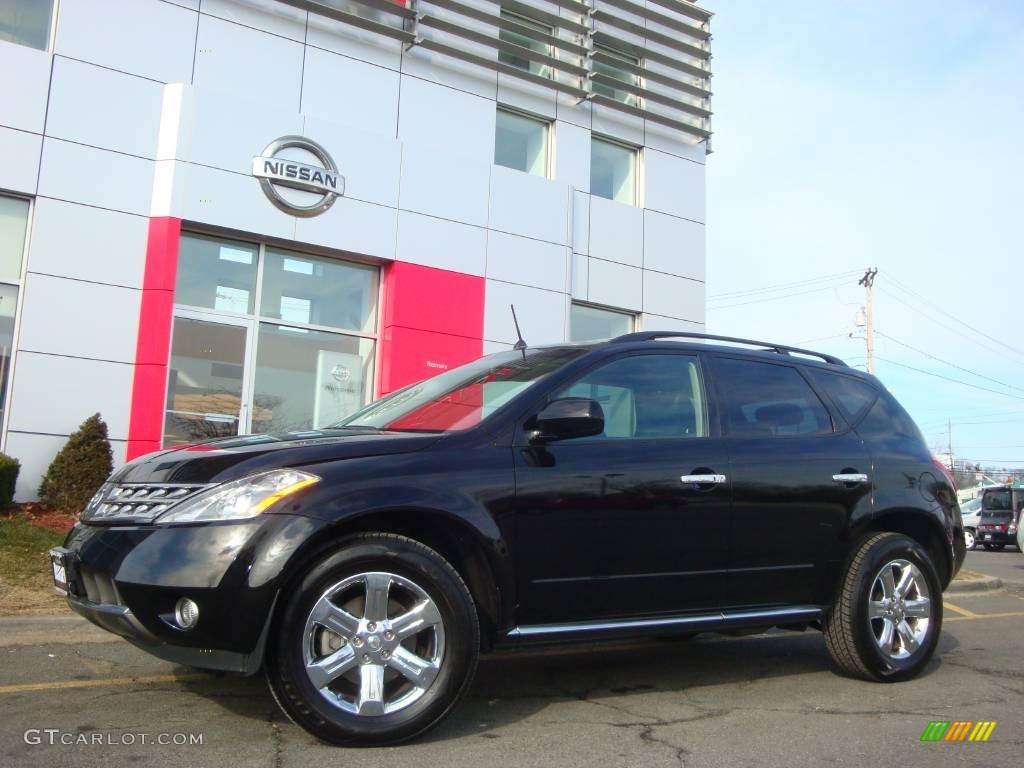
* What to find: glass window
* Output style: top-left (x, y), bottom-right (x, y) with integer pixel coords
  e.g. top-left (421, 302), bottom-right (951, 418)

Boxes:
top-left (716, 358), bottom-right (833, 437)
top-left (498, 11), bottom-right (552, 78)
top-left (855, 391), bottom-right (925, 443)
top-left (337, 348), bottom-right (587, 432)
top-left (175, 234), bottom-right (258, 314)
top-left (495, 108), bottom-right (549, 176)
top-left (557, 354), bottom-right (706, 440)
top-left (261, 249), bottom-right (377, 334)
top-left (252, 324), bottom-right (374, 433)
top-left (591, 138), bottom-right (637, 205)
top-left (0, 0), bottom-right (54, 50)
top-left (0, 196), bottom-right (28, 283)
top-left (570, 303), bottom-right (634, 342)
top-left (592, 44), bottom-right (640, 107)
top-left (807, 369), bottom-right (879, 426)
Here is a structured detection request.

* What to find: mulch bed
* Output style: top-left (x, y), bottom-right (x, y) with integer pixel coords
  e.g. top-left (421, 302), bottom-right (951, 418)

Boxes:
top-left (0, 502), bottom-right (78, 533)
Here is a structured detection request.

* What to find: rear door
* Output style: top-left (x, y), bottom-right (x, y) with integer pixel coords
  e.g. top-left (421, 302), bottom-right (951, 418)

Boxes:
top-left (711, 356), bottom-right (872, 608)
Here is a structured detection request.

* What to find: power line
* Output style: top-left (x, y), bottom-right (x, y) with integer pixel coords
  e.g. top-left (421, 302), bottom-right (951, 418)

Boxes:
top-left (707, 283), bottom-right (847, 311)
top-left (707, 270), bottom-right (859, 301)
top-left (887, 274), bottom-right (1024, 361)
top-left (874, 356), bottom-right (1024, 401)
top-left (875, 331), bottom-right (1024, 395)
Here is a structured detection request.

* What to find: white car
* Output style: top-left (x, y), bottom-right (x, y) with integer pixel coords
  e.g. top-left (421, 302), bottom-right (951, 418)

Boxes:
top-left (1018, 514), bottom-right (1024, 552)
top-left (961, 497), bottom-right (983, 551)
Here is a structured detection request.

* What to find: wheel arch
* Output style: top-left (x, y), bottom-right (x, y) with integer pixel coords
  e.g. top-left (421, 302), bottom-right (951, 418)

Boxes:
top-left (274, 507), bottom-right (508, 650)
top-left (862, 508), bottom-right (954, 588)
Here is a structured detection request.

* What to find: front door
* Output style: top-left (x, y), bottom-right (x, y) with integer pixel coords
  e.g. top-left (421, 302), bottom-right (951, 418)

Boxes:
top-left (513, 351), bottom-right (732, 624)
top-left (163, 311), bottom-right (254, 447)
top-left (711, 356), bottom-right (871, 608)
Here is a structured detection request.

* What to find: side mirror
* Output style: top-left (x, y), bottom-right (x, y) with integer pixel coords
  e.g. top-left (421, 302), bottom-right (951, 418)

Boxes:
top-left (529, 398), bottom-right (604, 442)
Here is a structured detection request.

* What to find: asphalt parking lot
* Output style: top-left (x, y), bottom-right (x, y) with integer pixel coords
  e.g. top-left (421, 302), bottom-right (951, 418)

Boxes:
top-left (2, 549), bottom-right (1023, 768)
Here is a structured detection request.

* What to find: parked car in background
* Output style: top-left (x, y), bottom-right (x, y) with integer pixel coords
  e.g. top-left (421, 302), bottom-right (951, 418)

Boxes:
top-left (961, 497), bottom-right (982, 551)
top-left (975, 487), bottom-right (1022, 551)
top-left (49, 332), bottom-right (964, 745)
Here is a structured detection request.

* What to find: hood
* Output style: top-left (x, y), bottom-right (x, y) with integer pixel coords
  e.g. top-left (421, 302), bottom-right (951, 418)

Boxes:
top-left (112, 429), bottom-right (443, 485)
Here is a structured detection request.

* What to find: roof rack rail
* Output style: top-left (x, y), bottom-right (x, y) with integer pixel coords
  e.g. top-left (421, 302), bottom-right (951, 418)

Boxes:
top-left (609, 331), bottom-right (848, 367)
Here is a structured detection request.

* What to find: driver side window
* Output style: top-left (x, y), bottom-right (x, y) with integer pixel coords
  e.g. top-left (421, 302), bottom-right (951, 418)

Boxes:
top-left (556, 354), bottom-right (707, 439)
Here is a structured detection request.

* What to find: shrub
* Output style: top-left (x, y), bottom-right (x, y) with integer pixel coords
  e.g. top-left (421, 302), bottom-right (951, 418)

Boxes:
top-left (0, 453), bottom-right (20, 507)
top-left (38, 414), bottom-right (113, 514)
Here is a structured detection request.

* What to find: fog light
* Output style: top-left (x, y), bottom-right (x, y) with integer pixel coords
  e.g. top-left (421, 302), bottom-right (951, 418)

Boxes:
top-left (175, 598), bottom-right (199, 630)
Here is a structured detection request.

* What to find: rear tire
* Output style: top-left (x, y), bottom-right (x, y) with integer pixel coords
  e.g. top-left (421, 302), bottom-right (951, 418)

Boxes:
top-left (983, 543), bottom-right (1005, 552)
top-left (265, 533), bottom-right (479, 746)
top-left (824, 532), bottom-right (942, 682)
top-left (963, 529), bottom-right (975, 551)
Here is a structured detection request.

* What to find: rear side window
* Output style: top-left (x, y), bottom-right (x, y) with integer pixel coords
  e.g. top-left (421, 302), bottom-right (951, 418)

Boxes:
top-left (854, 391), bottom-right (925, 442)
top-left (807, 370), bottom-right (879, 426)
top-left (715, 358), bottom-right (833, 437)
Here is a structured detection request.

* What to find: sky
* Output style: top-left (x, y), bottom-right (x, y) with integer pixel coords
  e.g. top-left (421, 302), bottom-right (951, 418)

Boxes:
top-left (701, 0), bottom-right (1024, 469)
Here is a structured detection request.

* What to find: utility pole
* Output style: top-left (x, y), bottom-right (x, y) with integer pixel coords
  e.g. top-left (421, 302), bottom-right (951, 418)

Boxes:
top-left (858, 268), bottom-right (878, 373)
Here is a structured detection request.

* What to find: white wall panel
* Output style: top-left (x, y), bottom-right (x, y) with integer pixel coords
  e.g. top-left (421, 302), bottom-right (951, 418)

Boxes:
top-left (643, 210), bottom-right (705, 281)
top-left (294, 197), bottom-right (397, 261)
top-left (302, 47), bottom-right (400, 139)
top-left (486, 231), bottom-right (567, 291)
top-left (54, 0), bottom-right (197, 84)
top-left (28, 199), bottom-right (147, 289)
top-left (303, 116), bottom-right (401, 208)
top-left (639, 313), bottom-right (703, 333)
top-left (201, 0), bottom-right (307, 42)
top-left (588, 257), bottom-right (642, 311)
top-left (483, 340), bottom-right (513, 355)
top-left (556, 91), bottom-right (590, 130)
top-left (644, 148), bottom-right (705, 222)
top-left (193, 15), bottom-right (304, 109)
top-left (397, 76), bottom-right (496, 164)
top-left (592, 103), bottom-right (643, 147)
top-left (0, 41), bottom-right (51, 134)
top-left (7, 352), bottom-right (133, 440)
top-left (402, 47), bottom-right (498, 102)
top-left (642, 271), bottom-right (705, 323)
top-left (571, 252), bottom-right (588, 299)
top-left (5, 431), bottom-right (126, 501)
top-left (399, 143), bottom-right (490, 227)
top-left (17, 274), bottom-right (140, 363)
top-left (484, 280), bottom-right (566, 345)
top-left (644, 122), bottom-right (707, 164)
top-left (554, 121), bottom-right (590, 193)
top-left (488, 166), bottom-right (567, 244)
top-left (174, 161), bottom-right (295, 240)
top-left (176, 87), bottom-right (302, 174)
top-left (0, 127), bottom-right (41, 195)
top-left (46, 58), bottom-right (163, 159)
top-left (306, 14), bottom-right (402, 72)
top-left (588, 195), bottom-right (642, 267)
top-left (396, 212), bottom-right (486, 276)
top-left (497, 76), bottom-right (556, 120)
top-left (38, 139), bottom-right (153, 216)
top-left (571, 191), bottom-right (590, 256)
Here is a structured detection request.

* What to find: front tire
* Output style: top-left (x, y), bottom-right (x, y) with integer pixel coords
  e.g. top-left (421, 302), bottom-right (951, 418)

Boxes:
top-left (824, 532), bottom-right (942, 682)
top-left (963, 529), bottom-right (975, 551)
top-left (266, 533), bottom-right (480, 746)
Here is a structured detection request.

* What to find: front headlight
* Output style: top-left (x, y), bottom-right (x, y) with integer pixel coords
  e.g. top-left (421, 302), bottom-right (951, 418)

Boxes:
top-left (155, 469), bottom-right (320, 524)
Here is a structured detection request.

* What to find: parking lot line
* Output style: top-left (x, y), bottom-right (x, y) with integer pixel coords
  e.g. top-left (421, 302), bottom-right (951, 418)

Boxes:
top-left (942, 601), bottom-right (978, 617)
top-left (0, 673), bottom-right (208, 695)
top-left (946, 611), bottom-right (1024, 622)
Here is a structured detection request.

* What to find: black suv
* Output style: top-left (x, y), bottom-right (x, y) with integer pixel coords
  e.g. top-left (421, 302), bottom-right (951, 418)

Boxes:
top-left (50, 332), bottom-right (964, 745)
top-left (975, 486), bottom-right (1022, 551)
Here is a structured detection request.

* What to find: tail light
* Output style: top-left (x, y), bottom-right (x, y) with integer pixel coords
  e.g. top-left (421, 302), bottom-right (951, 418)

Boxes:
top-left (931, 457), bottom-right (958, 491)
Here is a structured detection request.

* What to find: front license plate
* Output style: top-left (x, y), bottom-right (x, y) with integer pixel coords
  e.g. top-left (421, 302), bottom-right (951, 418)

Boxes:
top-left (49, 549), bottom-right (68, 595)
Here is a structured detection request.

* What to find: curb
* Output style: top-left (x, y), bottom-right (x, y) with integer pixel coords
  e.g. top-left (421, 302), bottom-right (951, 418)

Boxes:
top-left (945, 576), bottom-right (1003, 595)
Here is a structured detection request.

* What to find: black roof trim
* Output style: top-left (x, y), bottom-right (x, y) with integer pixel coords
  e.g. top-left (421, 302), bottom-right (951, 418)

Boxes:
top-left (610, 331), bottom-right (848, 367)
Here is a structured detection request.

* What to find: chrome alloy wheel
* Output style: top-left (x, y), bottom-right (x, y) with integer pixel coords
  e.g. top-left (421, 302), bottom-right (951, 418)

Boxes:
top-left (868, 559), bottom-right (931, 660)
top-left (963, 529), bottom-right (975, 550)
top-left (302, 572), bottom-right (445, 716)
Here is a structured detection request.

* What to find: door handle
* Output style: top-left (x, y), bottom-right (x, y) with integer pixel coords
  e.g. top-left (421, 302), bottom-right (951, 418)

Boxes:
top-left (680, 474), bottom-right (727, 485)
top-left (832, 473), bottom-right (869, 484)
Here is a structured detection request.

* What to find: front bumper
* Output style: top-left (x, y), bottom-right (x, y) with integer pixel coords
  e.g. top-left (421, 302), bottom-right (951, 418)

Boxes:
top-left (58, 513), bottom-right (324, 673)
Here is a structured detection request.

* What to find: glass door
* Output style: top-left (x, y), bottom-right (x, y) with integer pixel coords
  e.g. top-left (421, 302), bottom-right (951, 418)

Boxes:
top-left (163, 311), bottom-right (254, 448)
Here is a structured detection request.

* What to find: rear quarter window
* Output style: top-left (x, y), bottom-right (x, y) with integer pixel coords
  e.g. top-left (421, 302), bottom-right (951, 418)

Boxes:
top-left (807, 369), bottom-right (879, 426)
top-left (853, 390), bottom-right (925, 443)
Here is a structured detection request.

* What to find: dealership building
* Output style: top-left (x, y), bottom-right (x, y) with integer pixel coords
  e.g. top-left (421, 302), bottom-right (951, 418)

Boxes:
top-left (0, 0), bottom-right (711, 499)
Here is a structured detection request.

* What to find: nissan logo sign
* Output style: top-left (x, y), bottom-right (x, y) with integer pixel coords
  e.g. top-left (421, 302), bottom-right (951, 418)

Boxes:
top-left (251, 136), bottom-right (344, 217)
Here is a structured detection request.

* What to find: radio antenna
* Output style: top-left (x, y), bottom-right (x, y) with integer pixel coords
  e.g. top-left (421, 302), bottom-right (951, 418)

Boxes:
top-left (510, 305), bottom-right (528, 360)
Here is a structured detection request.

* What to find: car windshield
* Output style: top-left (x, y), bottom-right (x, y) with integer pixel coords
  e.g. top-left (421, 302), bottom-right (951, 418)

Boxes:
top-left (331, 347), bottom-right (589, 433)
top-left (961, 498), bottom-right (981, 515)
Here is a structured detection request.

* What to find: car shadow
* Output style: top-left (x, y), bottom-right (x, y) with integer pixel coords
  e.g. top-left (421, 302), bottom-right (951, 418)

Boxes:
top-left (176, 628), bottom-right (958, 744)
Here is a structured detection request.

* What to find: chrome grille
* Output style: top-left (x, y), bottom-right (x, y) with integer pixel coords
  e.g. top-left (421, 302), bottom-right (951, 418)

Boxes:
top-left (82, 482), bottom-right (209, 523)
